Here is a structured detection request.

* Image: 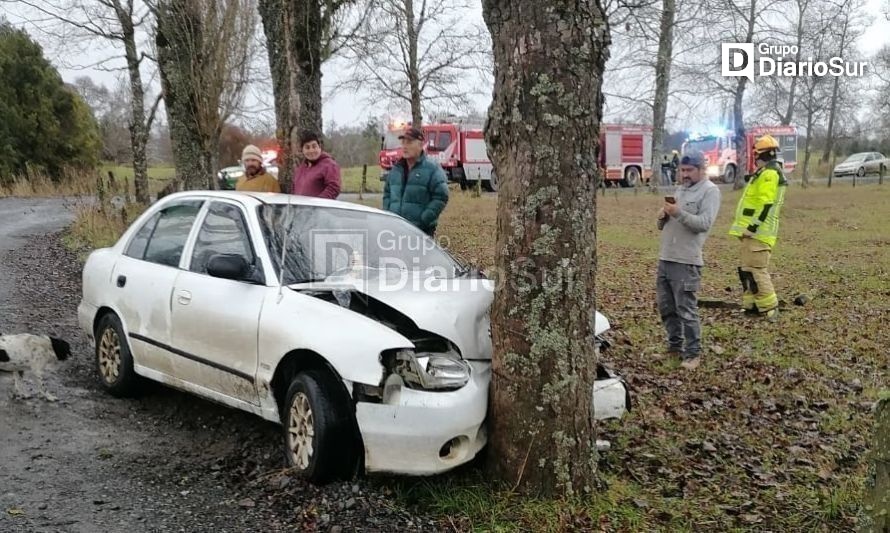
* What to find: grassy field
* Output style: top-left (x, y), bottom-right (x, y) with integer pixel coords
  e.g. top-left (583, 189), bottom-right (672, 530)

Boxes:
top-left (63, 182), bottom-right (889, 531)
top-left (383, 184), bottom-right (889, 531)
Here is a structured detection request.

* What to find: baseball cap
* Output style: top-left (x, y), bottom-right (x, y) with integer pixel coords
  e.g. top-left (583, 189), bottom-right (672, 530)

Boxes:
top-left (680, 150), bottom-right (705, 168)
top-left (398, 127), bottom-right (424, 141)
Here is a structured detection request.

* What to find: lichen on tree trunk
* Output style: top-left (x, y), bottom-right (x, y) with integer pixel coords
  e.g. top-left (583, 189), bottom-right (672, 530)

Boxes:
top-left (861, 395), bottom-right (889, 533)
top-left (481, 1), bottom-right (609, 497)
top-left (259, 0), bottom-right (326, 192)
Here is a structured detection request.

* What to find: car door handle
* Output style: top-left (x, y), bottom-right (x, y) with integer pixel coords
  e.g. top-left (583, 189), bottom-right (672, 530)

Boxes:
top-left (176, 290), bottom-right (192, 305)
top-left (116, 275), bottom-right (126, 288)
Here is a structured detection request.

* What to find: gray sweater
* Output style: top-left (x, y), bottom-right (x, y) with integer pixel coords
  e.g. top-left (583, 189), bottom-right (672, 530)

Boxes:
top-left (657, 178), bottom-right (721, 266)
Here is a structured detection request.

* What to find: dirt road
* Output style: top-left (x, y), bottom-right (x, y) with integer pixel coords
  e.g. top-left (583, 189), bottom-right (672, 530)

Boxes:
top-left (0, 198), bottom-right (436, 532)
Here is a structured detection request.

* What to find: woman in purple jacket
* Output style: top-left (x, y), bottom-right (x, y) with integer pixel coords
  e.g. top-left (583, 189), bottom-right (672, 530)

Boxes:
top-left (291, 131), bottom-right (342, 199)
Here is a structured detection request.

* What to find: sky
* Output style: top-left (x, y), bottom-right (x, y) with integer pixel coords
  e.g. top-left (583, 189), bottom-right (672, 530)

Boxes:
top-left (2, 0), bottom-right (888, 132)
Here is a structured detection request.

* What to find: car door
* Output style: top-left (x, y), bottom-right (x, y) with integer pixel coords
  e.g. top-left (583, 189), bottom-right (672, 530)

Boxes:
top-left (112, 199), bottom-right (204, 375)
top-left (169, 200), bottom-right (266, 405)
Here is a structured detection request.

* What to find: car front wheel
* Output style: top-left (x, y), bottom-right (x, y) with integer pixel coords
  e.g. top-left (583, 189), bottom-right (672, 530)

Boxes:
top-left (282, 370), bottom-right (356, 483)
top-left (857, 167), bottom-right (865, 177)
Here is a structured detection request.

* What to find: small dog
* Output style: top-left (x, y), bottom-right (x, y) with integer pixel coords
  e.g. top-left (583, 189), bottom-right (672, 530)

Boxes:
top-left (0, 333), bottom-right (72, 401)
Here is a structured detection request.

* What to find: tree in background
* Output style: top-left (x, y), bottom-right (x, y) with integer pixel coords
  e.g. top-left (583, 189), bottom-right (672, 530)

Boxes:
top-left (482, 0), bottom-right (609, 496)
top-left (153, 0), bottom-right (255, 190)
top-left (0, 23), bottom-right (100, 182)
top-left (72, 76), bottom-right (137, 163)
top-left (335, 0), bottom-right (490, 127)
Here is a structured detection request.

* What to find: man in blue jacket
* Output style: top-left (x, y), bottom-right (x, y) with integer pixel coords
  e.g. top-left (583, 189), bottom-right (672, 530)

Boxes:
top-left (382, 127), bottom-right (449, 236)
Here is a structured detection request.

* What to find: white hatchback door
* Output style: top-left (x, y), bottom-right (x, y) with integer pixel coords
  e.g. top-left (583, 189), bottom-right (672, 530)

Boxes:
top-left (169, 200), bottom-right (267, 405)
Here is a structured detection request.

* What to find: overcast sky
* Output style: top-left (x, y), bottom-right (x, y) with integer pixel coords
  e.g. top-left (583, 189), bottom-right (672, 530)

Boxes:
top-left (2, 0), bottom-right (888, 133)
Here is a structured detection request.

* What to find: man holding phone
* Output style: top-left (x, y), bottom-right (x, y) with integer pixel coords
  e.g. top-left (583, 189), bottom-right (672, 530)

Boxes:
top-left (656, 150), bottom-right (721, 370)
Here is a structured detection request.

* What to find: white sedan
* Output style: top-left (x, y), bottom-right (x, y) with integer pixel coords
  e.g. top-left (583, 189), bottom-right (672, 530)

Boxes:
top-left (78, 191), bottom-right (625, 482)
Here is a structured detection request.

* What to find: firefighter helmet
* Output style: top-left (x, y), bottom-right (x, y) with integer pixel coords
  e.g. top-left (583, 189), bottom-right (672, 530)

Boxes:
top-left (753, 134), bottom-right (780, 156)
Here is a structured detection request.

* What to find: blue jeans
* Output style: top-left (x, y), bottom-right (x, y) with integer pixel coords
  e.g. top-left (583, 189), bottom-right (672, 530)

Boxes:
top-left (656, 260), bottom-right (702, 358)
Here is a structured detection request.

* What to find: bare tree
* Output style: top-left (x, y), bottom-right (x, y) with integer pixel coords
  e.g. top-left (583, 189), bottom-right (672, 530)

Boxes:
top-left (796, 1), bottom-right (835, 186)
top-left (152, 0), bottom-right (255, 190)
top-left (258, 0), bottom-right (355, 191)
top-left (482, 0), bottom-right (608, 496)
top-left (336, 0), bottom-right (490, 127)
top-left (9, 0), bottom-right (161, 203)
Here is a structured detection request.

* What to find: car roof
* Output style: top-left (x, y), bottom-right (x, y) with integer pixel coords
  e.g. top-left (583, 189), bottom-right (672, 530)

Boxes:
top-left (156, 190), bottom-right (390, 217)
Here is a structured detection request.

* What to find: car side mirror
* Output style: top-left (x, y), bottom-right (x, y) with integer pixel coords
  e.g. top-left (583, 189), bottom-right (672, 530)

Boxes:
top-left (207, 254), bottom-right (250, 281)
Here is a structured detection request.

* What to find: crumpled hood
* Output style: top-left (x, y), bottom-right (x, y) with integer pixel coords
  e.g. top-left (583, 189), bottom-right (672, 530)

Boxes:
top-left (290, 270), bottom-right (610, 360)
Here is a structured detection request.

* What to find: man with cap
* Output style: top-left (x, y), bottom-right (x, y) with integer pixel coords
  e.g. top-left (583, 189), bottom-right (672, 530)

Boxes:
top-left (236, 144), bottom-right (280, 193)
top-left (382, 127), bottom-right (449, 236)
top-left (656, 150), bottom-right (722, 370)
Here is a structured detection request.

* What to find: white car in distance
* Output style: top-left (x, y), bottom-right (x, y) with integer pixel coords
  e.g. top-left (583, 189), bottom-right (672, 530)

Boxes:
top-left (78, 191), bottom-right (626, 482)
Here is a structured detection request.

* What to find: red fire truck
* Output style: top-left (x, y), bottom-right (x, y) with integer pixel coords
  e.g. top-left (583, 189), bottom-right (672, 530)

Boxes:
top-left (682, 126), bottom-right (798, 183)
top-left (598, 124), bottom-right (653, 187)
top-left (378, 120), bottom-right (496, 190)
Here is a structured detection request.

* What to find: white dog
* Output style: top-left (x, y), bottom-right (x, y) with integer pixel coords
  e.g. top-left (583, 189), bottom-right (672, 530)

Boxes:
top-left (0, 333), bottom-right (71, 401)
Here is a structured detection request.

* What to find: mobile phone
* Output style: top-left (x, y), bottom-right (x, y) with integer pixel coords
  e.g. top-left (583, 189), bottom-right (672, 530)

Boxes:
top-left (664, 196), bottom-right (676, 204)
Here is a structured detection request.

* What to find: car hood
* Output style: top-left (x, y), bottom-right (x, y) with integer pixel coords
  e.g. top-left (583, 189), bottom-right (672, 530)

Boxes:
top-left (289, 270), bottom-right (610, 360)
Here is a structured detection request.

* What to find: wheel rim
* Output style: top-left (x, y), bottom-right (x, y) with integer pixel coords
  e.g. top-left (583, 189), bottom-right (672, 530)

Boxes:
top-left (627, 169), bottom-right (639, 186)
top-left (97, 327), bottom-right (122, 383)
top-left (858, 167), bottom-right (864, 177)
top-left (287, 392), bottom-right (315, 469)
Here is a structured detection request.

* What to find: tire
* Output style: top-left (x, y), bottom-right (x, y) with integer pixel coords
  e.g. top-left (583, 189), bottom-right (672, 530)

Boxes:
top-left (281, 370), bottom-right (356, 484)
top-left (856, 167), bottom-right (865, 178)
top-left (94, 313), bottom-right (140, 397)
top-left (723, 165), bottom-right (737, 184)
top-left (483, 170), bottom-right (498, 192)
top-left (622, 166), bottom-right (640, 188)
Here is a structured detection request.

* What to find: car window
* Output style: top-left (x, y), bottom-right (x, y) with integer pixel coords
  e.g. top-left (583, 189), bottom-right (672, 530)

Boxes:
top-left (142, 201), bottom-right (204, 268)
top-left (437, 132), bottom-right (453, 151)
top-left (125, 212), bottom-right (161, 260)
top-left (190, 202), bottom-right (255, 275)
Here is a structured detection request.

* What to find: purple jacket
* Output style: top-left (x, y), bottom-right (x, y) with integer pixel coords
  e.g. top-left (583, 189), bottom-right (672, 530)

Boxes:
top-left (292, 152), bottom-right (341, 199)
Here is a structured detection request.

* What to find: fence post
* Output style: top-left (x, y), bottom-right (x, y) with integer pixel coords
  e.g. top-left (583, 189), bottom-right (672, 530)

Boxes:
top-left (360, 164), bottom-right (367, 200)
top-left (881, 163), bottom-right (885, 186)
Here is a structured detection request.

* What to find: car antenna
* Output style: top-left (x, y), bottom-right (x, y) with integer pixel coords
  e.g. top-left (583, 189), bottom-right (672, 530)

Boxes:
top-left (277, 181), bottom-right (294, 303)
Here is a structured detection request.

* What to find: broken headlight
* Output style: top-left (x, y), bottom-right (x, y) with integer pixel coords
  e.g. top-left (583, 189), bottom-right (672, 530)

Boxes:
top-left (384, 348), bottom-right (470, 391)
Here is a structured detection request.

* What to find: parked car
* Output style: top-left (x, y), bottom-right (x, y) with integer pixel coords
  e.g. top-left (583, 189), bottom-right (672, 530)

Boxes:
top-left (78, 192), bottom-right (629, 482)
top-left (832, 152), bottom-right (887, 178)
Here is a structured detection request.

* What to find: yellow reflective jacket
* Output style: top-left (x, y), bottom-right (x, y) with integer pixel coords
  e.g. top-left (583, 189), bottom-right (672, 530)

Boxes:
top-left (729, 161), bottom-right (787, 247)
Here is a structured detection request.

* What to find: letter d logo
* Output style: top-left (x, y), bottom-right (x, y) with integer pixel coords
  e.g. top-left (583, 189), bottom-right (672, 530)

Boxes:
top-left (722, 43), bottom-right (754, 82)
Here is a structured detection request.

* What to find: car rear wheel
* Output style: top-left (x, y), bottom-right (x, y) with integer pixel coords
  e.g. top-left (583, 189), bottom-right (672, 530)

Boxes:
top-left (95, 314), bottom-right (140, 397)
top-left (282, 370), bottom-right (356, 483)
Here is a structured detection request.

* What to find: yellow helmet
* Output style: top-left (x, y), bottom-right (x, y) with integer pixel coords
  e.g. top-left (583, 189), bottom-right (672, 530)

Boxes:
top-left (753, 134), bottom-right (780, 156)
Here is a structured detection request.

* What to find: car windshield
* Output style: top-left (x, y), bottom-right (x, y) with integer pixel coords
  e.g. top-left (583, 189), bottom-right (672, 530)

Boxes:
top-left (844, 153), bottom-right (868, 162)
top-left (258, 204), bottom-right (465, 284)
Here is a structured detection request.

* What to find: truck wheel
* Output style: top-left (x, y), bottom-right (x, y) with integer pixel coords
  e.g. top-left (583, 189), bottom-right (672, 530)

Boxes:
top-left (483, 170), bottom-right (498, 192)
top-left (723, 165), bottom-right (737, 184)
top-left (621, 167), bottom-right (640, 188)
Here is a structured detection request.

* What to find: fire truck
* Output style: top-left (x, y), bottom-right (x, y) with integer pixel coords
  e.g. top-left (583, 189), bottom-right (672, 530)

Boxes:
top-left (598, 124), bottom-right (653, 187)
top-left (682, 126), bottom-right (798, 183)
top-left (378, 120), bottom-right (496, 191)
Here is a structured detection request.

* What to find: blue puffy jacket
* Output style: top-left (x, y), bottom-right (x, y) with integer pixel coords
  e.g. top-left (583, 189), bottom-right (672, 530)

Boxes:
top-left (382, 152), bottom-right (449, 233)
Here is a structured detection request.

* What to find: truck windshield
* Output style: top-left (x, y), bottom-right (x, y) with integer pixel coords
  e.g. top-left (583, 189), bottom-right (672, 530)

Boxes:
top-left (685, 138), bottom-right (717, 153)
top-left (383, 131), bottom-right (401, 150)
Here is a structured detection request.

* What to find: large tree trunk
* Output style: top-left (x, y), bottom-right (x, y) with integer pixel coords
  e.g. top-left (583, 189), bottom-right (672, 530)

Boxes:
top-left (861, 396), bottom-right (889, 532)
top-left (121, 15), bottom-right (150, 203)
top-left (801, 105), bottom-right (815, 188)
top-left (482, 0), bottom-right (609, 497)
top-left (156, 0), bottom-right (212, 191)
top-left (651, 0), bottom-right (676, 189)
top-left (733, 0), bottom-right (756, 191)
top-left (259, 0), bottom-right (325, 192)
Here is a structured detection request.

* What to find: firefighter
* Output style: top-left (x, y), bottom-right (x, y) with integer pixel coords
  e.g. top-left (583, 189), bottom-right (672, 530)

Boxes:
top-left (729, 134), bottom-right (788, 321)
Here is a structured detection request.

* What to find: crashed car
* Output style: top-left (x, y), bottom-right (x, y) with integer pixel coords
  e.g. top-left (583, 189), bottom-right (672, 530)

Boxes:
top-left (78, 191), bottom-right (628, 482)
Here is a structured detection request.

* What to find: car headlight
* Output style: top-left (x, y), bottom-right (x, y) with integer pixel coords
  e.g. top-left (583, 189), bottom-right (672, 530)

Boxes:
top-left (386, 348), bottom-right (470, 391)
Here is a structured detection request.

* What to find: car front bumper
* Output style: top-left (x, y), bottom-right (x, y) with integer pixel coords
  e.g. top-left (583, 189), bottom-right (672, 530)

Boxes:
top-left (355, 361), bottom-right (489, 475)
top-left (832, 168), bottom-right (857, 176)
